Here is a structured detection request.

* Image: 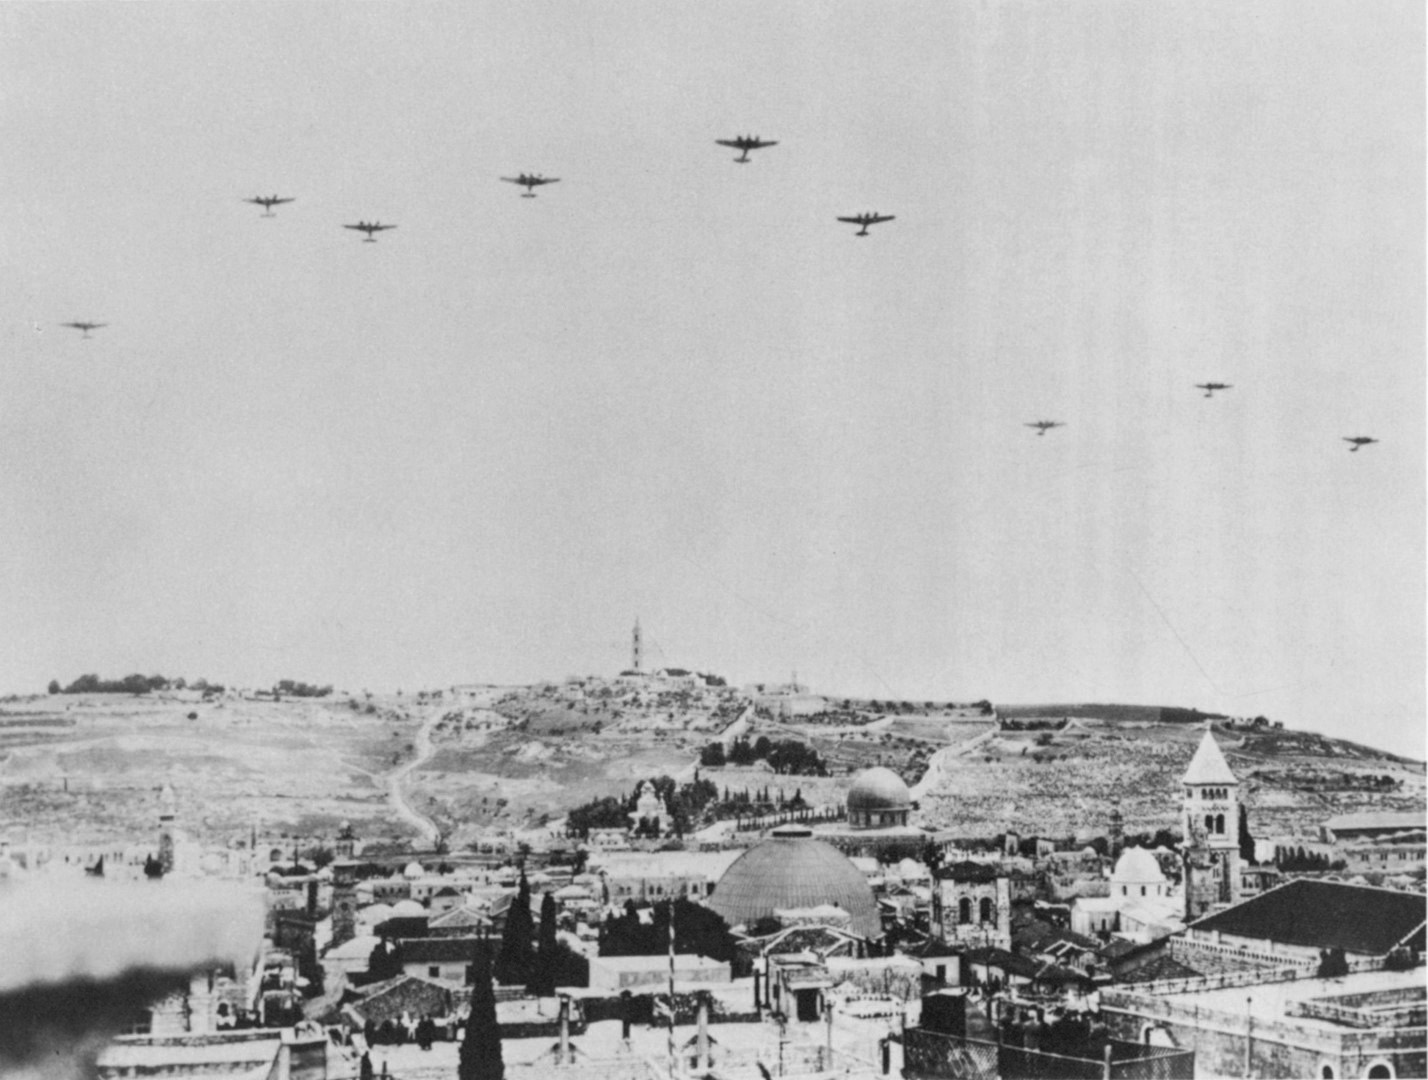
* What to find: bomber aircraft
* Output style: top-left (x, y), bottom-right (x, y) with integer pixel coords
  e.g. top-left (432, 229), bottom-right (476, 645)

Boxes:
top-left (61, 322), bottom-right (106, 339)
top-left (343, 221), bottom-right (397, 242)
top-left (715, 135), bottom-right (777, 163)
top-left (838, 212), bottom-right (895, 236)
top-left (1195, 382), bottom-right (1233, 398)
top-left (1026, 421), bottom-right (1065, 436)
top-left (244, 195), bottom-right (295, 217)
top-left (501, 174), bottom-right (559, 197)
top-left (1343, 437), bottom-right (1379, 452)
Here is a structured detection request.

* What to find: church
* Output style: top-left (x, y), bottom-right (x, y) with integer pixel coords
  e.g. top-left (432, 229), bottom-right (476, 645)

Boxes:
top-left (1179, 728), bottom-right (1246, 918)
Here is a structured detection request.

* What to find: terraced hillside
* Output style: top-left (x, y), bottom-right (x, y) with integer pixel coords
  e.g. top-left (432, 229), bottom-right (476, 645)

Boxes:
top-left (1, 681), bottom-right (1420, 852)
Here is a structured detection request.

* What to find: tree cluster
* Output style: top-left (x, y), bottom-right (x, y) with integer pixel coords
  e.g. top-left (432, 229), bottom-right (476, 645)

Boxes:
top-left (1276, 847), bottom-right (1346, 873)
top-left (51, 673), bottom-right (226, 695)
top-left (705, 736), bottom-right (827, 775)
top-left (274, 679), bottom-right (333, 698)
top-left (59, 673), bottom-right (171, 695)
top-left (567, 776), bottom-right (720, 838)
top-left (598, 899), bottom-right (736, 964)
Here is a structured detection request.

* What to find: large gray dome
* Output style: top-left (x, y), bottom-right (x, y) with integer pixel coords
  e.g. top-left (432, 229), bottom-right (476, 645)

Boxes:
top-left (847, 767), bottom-right (911, 812)
top-left (709, 830), bottom-right (882, 939)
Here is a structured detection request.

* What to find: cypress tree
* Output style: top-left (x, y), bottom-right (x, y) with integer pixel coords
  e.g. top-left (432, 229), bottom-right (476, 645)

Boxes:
top-left (459, 950), bottom-right (503, 1080)
top-left (527, 892), bottom-right (559, 996)
top-left (496, 872), bottom-right (535, 985)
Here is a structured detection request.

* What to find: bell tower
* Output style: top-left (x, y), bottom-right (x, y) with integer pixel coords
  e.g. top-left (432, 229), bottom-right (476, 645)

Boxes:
top-left (1181, 729), bottom-right (1241, 915)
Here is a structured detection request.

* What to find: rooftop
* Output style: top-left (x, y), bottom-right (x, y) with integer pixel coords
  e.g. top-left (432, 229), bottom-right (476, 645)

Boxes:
top-left (1324, 810), bottom-right (1426, 833)
top-left (1157, 967), bottom-right (1427, 1031)
top-left (1181, 730), bottom-right (1238, 786)
top-left (397, 936), bottom-right (487, 963)
top-left (1189, 879), bottom-right (1427, 956)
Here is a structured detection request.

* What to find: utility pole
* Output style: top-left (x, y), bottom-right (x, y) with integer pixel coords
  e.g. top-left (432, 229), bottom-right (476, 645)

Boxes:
top-left (633, 618), bottom-right (643, 673)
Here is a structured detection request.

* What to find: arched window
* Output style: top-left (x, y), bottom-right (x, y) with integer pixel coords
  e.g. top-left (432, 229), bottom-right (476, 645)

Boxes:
top-left (980, 897), bottom-right (994, 924)
top-left (1366, 1062), bottom-right (1393, 1078)
top-left (1205, 814), bottom-right (1214, 833)
top-left (958, 898), bottom-right (972, 925)
top-left (1215, 813), bottom-right (1225, 834)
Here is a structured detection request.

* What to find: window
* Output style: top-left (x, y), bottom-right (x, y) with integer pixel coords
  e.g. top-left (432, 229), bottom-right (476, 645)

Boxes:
top-left (1141, 886), bottom-right (1146, 896)
top-left (429, 965), bottom-right (440, 977)
top-left (1215, 814), bottom-right (1225, 835)
top-left (958, 898), bottom-right (972, 924)
top-left (980, 897), bottom-right (994, 923)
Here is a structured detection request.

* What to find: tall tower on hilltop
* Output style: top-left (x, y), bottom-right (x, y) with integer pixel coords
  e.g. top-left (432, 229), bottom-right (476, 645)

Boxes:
top-left (157, 783), bottom-right (177, 874)
top-left (1181, 729), bottom-right (1241, 917)
top-left (631, 617), bottom-right (643, 673)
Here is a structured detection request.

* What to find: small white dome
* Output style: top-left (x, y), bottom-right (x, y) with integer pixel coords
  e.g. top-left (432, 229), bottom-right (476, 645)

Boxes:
top-left (402, 861), bottom-right (424, 880)
top-left (390, 899), bottom-right (426, 918)
top-left (1111, 847), bottom-right (1166, 884)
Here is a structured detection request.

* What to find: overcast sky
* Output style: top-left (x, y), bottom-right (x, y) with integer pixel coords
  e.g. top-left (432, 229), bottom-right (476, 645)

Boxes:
top-left (2, 2), bottom-right (1422, 758)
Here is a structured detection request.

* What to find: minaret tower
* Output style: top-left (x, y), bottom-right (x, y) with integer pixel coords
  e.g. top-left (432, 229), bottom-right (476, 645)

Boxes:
top-left (632, 618), bottom-right (643, 673)
top-left (1181, 729), bottom-right (1241, 915)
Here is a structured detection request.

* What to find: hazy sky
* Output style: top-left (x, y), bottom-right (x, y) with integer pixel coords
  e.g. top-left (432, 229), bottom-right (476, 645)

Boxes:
top-left (2, 2), bottom-right (1422, 758)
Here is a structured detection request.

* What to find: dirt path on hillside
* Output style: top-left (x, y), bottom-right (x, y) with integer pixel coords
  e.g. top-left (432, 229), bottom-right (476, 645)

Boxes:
top-left (386, 711), bottom-right (442, 844)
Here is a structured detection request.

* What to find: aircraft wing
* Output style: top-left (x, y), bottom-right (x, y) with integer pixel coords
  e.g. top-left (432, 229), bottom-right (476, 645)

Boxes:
top-left (870, 214), bottom-right (895, 224)
top-left (373, 224), bottom-right (396, 231)
top-left (836, 217), bottom-right (864, 224)
top-left (274, 198), bottom-right (295, 205)
top-left (753, 139), bottom-right (778, 148)
top-left (715, 140), bottom-right (742, 149)
top-left (342, 224), bottom-right (365, 230)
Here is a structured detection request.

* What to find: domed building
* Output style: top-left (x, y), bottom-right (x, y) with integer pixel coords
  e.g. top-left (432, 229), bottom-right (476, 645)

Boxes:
top-left (807, 766), bottom-right (948, 858)
top-left (847, 767), bottom-right (912, 828)
top-left (1111, 847), bottom-right (1168, 901)
top-left (709, 827), bottom-right (882, 940)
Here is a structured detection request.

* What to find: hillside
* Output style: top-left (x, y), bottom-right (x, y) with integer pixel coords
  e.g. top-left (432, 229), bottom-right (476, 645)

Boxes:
top-left (0, 681), bottom-right (1420, 851)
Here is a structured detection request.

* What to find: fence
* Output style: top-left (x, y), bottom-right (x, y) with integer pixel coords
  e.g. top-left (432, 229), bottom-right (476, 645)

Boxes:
top-left (901, 1028), bottom-right (1193, 1080)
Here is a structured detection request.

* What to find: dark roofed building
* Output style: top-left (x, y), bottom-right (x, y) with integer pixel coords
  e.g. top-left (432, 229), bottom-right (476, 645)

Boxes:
top-left (1179, 879), bottom-right (1425, 968)
top-left (396, 936), bottom-right (491, 982)
top-left (345, 974), bottom-right (457, 1027)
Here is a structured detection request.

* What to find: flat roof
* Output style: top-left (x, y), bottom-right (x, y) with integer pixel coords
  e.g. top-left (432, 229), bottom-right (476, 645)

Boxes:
top-left (589, 953), bottom-right (728, 971)
top-left (1158, 968), bottom-right (1427, 1031)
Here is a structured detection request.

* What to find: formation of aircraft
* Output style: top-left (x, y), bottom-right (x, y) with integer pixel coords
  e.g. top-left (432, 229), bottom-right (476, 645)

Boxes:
top-left (343, 221), bottom-right (397, 242)
top-left (501, 174), bottom-right (559, 197)
top-left (715, 135), bottom-right (777, 163)
top-left (51, 139), bottom-right (1387, 459)
top-left (837, 212), bottom-right (895, 236)
top-left (244, 195), bottom-right (295, 217)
